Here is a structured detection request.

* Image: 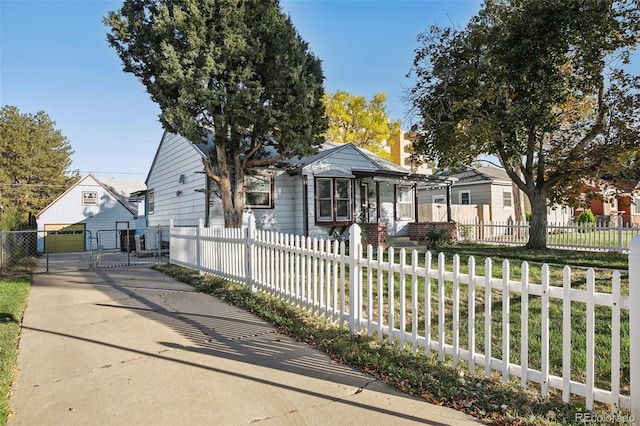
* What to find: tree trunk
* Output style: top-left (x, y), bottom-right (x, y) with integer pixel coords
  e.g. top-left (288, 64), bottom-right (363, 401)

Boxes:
top-left (512, 182), bottom-right (523, 223)
top-left (526, 189), bottom-right (548, 249)
top-left (214, 142), bottom-right (244, 228)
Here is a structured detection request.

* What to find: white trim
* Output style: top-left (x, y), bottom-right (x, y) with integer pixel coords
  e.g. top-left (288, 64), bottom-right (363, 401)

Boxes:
top-left (502, 189), bottom-right (513, 209)
top-left (459, 190), bottom-right (471, 205)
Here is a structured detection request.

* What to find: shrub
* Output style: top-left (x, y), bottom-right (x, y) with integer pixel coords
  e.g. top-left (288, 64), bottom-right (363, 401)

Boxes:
top-left (576, 209), bottom-right (595, 225)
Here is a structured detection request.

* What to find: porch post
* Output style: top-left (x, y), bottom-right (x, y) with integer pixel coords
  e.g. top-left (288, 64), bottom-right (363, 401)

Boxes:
top-left (375, 181), bottom-right (381, 222)
top-left (446, 182), bottom-right (452, 222)
top-left (629, 234), bottom-right (640, 420)
top-left (413, 183), bottom-right (419, 222)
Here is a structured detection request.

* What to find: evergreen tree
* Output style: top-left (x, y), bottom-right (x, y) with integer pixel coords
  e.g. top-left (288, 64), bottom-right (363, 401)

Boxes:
top-left (105, 0), bottom-right (327, 227)
top-left (0, 106), bottom-right (78, 230)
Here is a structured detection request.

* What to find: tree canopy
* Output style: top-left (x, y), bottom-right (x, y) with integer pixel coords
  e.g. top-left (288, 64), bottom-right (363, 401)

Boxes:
top-left (323, 90), bottom-right (400, 159)
top-left (0, 105), bottom-right (78, 230)
top-left (407, 0), bottom-right (640, 249)
top-left (105, 0), bottom-right (327, 227)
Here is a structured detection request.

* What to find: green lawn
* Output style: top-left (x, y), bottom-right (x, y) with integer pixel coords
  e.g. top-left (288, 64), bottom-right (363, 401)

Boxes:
top-left (361, 244), bottom-right (630, 393)
top-left (0, 279), bottom-right (30, 426)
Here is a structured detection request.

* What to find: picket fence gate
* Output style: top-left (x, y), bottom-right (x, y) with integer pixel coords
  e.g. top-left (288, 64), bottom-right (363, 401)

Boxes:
top-left (170, 218), bottom-right (640, 419)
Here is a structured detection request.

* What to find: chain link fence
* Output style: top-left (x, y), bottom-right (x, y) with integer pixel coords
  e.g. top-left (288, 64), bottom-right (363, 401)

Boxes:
top-left (0, 226), bottom-right (170, 276)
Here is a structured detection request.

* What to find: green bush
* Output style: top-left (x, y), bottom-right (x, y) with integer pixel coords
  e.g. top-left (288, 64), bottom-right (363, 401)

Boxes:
top-left (576, 209), bottom-right (595, 225)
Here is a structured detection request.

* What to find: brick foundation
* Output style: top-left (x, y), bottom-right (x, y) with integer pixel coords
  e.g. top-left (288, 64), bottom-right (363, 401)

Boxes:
top-left (409, 222), bottom-right (457, 245)
top-left (361, 223), bottom-right (387, 249)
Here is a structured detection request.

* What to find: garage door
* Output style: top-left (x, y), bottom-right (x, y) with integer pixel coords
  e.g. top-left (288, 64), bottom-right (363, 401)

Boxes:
top-left (44, 224), bottom-right (86, 253)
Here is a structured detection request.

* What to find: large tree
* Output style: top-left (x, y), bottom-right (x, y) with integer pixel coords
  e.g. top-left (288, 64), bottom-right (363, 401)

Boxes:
top-left (0, 106), bottom-right (78, 230)
top-left (105, 0), bottom-right (327, 227)
top-left (323, 90), bottom-right (401, 159)
top-left (407, 0), bottom-right (640, 249)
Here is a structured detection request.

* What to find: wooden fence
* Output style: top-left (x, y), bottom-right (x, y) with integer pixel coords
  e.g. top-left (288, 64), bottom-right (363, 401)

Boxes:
top-left (169, 218), bottom-right (640, 419)
top-left (457, 217), bottom-right (640, 253)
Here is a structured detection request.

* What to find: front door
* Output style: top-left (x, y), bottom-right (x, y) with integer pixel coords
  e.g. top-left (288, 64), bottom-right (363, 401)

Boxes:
top-left (360, 183), bottom-right (369, 223)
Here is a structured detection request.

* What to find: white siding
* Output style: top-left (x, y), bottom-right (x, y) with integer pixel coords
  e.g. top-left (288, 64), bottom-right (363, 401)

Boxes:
top-left (303, 145), bottom-right (408, 238)
top-left (252, 171), bottom-right (301, 234)
top-left (489, 183), bottom-right (516, 222)
top-left (146, 132), bottom-right (209, 227)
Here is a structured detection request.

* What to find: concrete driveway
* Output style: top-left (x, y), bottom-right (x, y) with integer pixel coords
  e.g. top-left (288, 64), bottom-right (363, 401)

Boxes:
top-left (9, 266), bottom-right (479, 425)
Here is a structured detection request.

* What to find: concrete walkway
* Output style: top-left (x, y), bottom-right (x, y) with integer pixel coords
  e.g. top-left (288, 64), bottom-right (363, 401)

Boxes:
top-left (9, 266), bottom-right (479, 425)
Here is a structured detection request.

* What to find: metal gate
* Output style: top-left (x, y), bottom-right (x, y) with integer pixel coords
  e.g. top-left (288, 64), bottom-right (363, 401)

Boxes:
top-left (94, 227), bottom-right (169, 269)
top-left (0, 230), bottom-right (92, 275)
top-left (0, 227), bottom-right (169, 276)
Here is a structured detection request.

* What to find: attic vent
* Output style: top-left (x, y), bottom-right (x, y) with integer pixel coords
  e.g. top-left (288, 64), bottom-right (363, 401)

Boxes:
top-left (178, 174), bottom-right (186, 184)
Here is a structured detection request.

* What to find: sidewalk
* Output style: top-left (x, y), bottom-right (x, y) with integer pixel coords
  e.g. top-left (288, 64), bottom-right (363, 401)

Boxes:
top-left (9, 266), bottom-right (479, 425)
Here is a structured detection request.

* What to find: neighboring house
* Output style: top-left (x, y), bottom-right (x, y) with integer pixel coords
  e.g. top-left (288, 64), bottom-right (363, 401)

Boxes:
top-left (145, 131), bottom-right (443, 238)
top-left (420, 166), bottom-right (575, 225)
top-left (576, 181), bottom-right (640, 225)
top-left (36, 174), bottom-right (146, 253)
top-left (419, 166), bottom-right (525, 223)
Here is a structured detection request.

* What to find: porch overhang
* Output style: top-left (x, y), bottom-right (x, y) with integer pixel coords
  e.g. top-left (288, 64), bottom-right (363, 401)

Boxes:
top-left (352, 168), bottom-right (454, 185)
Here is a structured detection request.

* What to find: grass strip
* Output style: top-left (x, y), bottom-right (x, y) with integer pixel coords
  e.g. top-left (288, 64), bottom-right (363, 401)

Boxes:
top-left (154, 263), bottom-right (623, 426)
top-left (0, 279), bottom-right (30, 426)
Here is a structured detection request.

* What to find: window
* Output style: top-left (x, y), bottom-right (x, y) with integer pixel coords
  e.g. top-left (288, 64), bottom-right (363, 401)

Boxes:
top-left (82, 191), bottom-right (97, 206)
top-left (634, 197), bottom-right (640, 215)
top-left (315, 177), bottom-right (353, 224)
top-left (244, 173), bottom-right (273, 209)
top-left (432, 195), bottom-right (446, 204)
top-left (503, 190), bottom-right (512, 208)
top-left (459, 190), bottom-right (471, 205)
top-left (147, 189), bottom-right (154, 215)
top-left (396, 185), bottom-right (414, 220)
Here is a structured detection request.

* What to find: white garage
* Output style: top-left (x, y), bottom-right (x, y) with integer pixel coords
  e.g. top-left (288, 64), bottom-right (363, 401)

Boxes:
top-left (35, 174), bottom-right (146, 253)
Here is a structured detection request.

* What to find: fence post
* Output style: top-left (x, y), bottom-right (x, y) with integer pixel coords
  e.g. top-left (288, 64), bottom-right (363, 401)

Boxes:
top-left (156, 225), bottom-right (162, 265)
top-left (348, 223), bottom-right (362, 333)
top-left (243, 214), bottom-right (256, 292)
top-left (618, 215), bottom-right (624, 254)
top-left (629, 234), bottom-right (640, 420)
top-left (169, 220), bottom-right (174, 265)
top-left (197, 218), bottom-right (203, 275)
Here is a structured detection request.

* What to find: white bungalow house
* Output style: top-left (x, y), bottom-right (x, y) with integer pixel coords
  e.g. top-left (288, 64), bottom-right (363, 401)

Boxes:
top-left (145, 131), bottom-right (447, 243)
top-left (35, 174), bottom-right (146, 253)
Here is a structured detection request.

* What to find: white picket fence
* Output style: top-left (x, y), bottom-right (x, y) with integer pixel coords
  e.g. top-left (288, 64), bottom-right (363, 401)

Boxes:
top-left (169, 218), bottom-right (640, 418)
top-left (457, 217), bottom-right (640, 253)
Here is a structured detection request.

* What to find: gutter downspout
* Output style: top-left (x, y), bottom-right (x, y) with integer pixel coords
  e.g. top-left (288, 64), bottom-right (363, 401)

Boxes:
top-left (446, 181), bottom-right (452, 222)
top-left (205, 176), bottom-right (211, 227)
top-left (376, 181), bottom-right (381, 223)
top-left (303, 175), bottom-right (309, 237)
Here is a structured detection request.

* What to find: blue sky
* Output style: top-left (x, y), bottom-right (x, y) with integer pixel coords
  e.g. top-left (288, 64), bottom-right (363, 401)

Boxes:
top-left (1, 0), bottom-right (635, 180)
